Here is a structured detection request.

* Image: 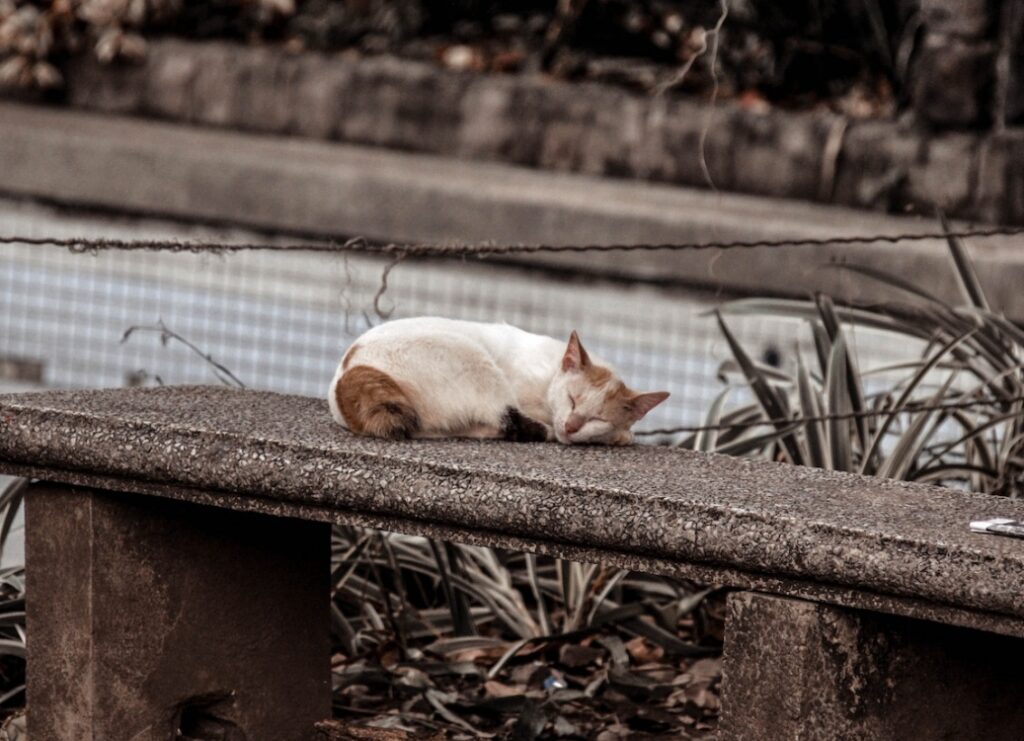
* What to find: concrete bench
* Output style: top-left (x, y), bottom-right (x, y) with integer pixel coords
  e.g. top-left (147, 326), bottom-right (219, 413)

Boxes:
top-left (1, 385), bottom-right (1023, 739)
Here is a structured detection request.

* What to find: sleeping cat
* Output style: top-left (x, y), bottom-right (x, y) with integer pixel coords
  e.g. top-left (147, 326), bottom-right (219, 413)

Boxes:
top-left (328, 317), bottom-right (669, 445)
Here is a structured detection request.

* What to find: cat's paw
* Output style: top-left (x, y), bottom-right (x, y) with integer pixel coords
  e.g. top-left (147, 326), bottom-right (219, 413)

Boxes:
top-left (608, 430), bottom-right (634, 446)
top-left (501, 407), bottom-right (550, 443)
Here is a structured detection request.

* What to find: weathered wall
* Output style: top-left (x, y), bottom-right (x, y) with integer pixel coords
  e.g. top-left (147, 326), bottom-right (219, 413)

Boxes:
top-left (9, 101), bottom-right (1024, 324)
top-left (56, 39), bottom-right (1024, 225)
top-left (912, 0), bottom-right (1024, 130)
top-left (914, 0), bottom-right (997, 128)
top-left (720, 592), bottom-right (1024, 741)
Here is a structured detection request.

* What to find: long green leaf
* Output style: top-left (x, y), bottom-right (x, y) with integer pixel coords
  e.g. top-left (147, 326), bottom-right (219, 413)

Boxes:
top-left (860, 329), bottom-right (976, 475)
top-left (876, 373), bottom-right (958, 480)
top-left (524, 553), bottom-right (551, 636)
top-left (811, 319), bottom-right (830, 378)
top-left (817, 294), bottom-right (869, 451)
top-left (912, 464), bottom-right (1000, 485)
top-left (919, 408), bottom-right (1024, 474)
top-left (941, 211), bottom-right (990, 311)
top-left (0, 480), bottom-right (25, 558)
top-left (695, 387), bottom-right (733, 452)
top-left (0, 640), bottom-right (25, 659)
top-left (822, 262), bottom-right (944, 304)
top-left (716, 359), bottom-right (794, 386)
top-left (716, 311), bottom-right (803, 464)
top-left (718, 298), bottom-right (930, 339)
top-left (825, 333), bottom-right (853, 472)
top-left (713, 422), bottom-right (802, 457)
top-left (429, 540), bottom-right (476, 637)
top-left (796, 352), bottom-right (830, 468)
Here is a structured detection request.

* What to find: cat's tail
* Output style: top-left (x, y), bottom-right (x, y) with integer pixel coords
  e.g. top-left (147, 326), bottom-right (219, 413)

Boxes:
top-left (332, 365), bottom-right (420, 439)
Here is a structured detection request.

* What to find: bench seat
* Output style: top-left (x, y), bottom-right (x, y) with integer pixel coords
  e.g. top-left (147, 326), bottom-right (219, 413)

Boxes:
top-left (1, 385), bottom-right (1022, 635)
top-left (3, 386), bottom-right (1024, 740)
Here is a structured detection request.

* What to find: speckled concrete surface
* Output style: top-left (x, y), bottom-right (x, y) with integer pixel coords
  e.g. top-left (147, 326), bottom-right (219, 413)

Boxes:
top-left (719, 593), bottom-right (1024, 740)
top-left (2, 386), bottom-right (1023, 630)
top-left (27, 484), bottom-right (330, 739)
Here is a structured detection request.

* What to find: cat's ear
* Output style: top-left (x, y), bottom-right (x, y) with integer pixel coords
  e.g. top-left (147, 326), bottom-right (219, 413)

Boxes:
top-left (562, 330), bottom-right (591, 372)
top-left (627, 391), bottom-right (670, 422)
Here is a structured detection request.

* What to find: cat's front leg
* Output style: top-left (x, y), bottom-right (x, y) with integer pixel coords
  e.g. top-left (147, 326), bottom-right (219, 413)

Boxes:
top-left (500, 407), bottom-right (552, 442)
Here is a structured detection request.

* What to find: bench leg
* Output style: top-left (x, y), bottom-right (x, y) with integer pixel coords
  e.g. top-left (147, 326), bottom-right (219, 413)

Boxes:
top-left (719, 591), bottom-right (1024, 740)
top-left (26, 483), bottom-right (331, 741)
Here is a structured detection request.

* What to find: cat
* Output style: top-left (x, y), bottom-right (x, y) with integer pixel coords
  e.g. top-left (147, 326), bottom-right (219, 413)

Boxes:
top-left (328, 317), bottom-right (669, 445)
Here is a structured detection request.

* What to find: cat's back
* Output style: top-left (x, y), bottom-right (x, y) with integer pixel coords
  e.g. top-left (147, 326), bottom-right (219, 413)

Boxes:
top-left (346, 317), bottom-right (560, 380)
top-left (356, 317), bottom-right (524, 348)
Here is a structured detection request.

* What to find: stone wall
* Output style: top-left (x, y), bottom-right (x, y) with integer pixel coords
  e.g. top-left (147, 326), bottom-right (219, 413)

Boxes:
top-left (911, 0), bottom-right (1024, 130)
top-left (58, 39), bottom-right (1024, 225)
top-left (913, 0), bottom-right (1001, 128)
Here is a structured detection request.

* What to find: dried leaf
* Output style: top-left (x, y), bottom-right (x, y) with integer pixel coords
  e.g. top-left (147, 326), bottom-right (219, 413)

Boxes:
top-left (596, 635), bottom-right (629, 667)
top-left (509, 698), bottom-right (547, 741)
top-left (551, 715), bottom-right (579, 737)
top-left (483, 680), bottom-right (524, 699)
top-left (683, 657), bottom-right (722, 687)
top-left (624, 636), bottom-right (664, 663)
top-left (558, 643), bottom-right (604, 668)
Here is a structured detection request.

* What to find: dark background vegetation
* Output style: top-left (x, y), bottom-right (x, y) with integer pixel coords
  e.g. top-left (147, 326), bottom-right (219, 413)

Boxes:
top-left (3, 0), bottom-right (917, 114)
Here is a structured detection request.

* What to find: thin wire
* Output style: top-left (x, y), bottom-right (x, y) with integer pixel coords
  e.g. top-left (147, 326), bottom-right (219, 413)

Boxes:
top-left (9, 227), bottom-right (1024, 436)
top-left (2, 224), bottom-right (1024, 257)
top-left (635, 393), bottom-right (1024, 436)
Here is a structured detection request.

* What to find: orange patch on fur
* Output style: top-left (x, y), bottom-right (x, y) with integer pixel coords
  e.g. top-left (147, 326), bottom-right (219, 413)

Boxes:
top-left (585, 364), bottom-right (613, 386)
top-left (336, 365), bottom-right (419, 439)
top-left (606, 381), bottom-right (631, 402)
top-left (602, 382), bottom-right (640, 427)
top-left (342, 343), bottom-right (360, 370)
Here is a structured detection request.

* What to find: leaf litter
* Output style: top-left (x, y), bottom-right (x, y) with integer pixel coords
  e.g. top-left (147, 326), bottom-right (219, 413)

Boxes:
top-left (324, 531), bottom-right (724, 739)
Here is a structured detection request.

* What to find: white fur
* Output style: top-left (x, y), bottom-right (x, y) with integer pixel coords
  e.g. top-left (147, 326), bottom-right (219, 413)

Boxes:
top-left (328, 317), bottom-right (649, 444)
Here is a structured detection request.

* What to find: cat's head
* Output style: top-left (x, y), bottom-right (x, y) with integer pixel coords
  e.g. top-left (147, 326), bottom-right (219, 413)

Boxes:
top-left (546, 331), bottom-right (669, 445)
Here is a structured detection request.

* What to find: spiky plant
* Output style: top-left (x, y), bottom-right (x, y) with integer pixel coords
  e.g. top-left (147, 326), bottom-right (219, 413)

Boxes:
top-left (0, 478), bottom-right (25, 735)
top-left (686, 222), bottom-right (1024, 497)
top-left (327, 526), bottom-right (718, 660)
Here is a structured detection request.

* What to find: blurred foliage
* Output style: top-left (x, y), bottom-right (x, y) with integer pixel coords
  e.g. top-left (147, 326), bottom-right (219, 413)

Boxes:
top-left (1, 0), bottom-right (916, 114)
top-left (684, 220), bottom-right (1024, 497)
top-left (0, 479), bottom-right (24, 737)
top-left (324, 527), bottom-right (723, 736)
top-left (0, 0), bottom-right (293, 88)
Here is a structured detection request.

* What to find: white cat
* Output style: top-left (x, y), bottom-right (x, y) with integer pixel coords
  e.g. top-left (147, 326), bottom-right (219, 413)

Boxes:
top-left (328, 317), bottom-right (669, 445)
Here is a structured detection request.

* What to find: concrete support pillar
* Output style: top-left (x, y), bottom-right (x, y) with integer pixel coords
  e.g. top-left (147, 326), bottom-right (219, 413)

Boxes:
top-left (719, 592), bottom-right (1024, 741)
top-left (26, 483), bottom-right (331, 741)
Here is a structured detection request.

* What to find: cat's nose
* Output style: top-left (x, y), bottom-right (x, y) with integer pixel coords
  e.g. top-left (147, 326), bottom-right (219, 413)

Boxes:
top-left (564, 415), bottom-right (584, 435)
